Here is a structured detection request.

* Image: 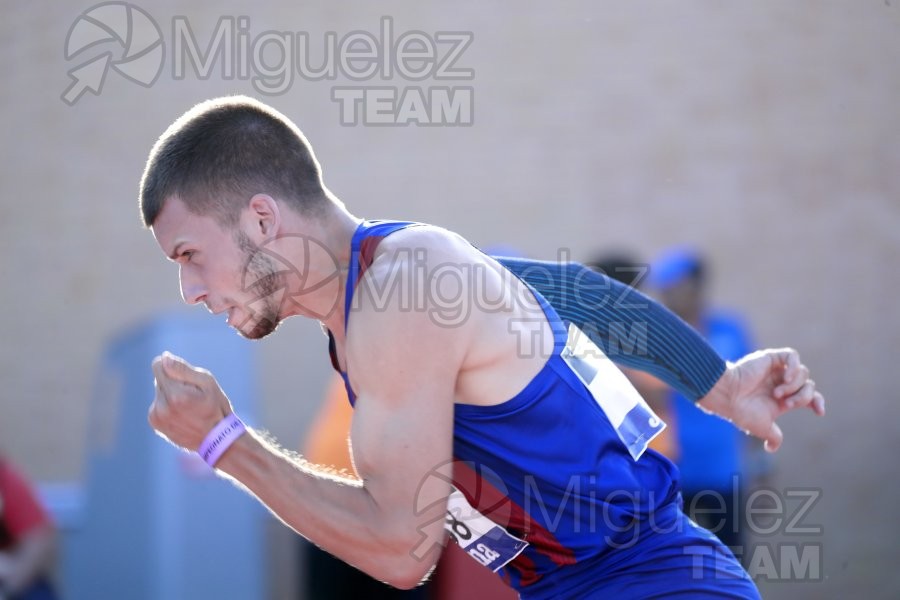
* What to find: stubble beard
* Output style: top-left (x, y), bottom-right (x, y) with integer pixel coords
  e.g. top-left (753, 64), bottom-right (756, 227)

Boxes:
top-left (235, 232), bottom-right (283, 340)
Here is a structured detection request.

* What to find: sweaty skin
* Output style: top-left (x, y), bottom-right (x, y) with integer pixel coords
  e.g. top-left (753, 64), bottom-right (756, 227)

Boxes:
top-left (148, 195), bottom-right (825, 588)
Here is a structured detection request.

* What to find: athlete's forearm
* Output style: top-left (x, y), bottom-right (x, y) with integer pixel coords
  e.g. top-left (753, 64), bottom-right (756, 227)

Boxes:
top-left (696, 361), bottom-right (738, 415)
top-left (216, 429), bottom-right (433, 587)
top-left (497, 257), bottom-right (726, 401)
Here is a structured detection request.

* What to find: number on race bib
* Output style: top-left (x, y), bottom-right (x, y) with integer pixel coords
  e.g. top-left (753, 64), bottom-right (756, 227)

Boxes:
top-left (445, 510), bottom-right (473, 543)
top-left (444, 489), bottom-right (528, 572)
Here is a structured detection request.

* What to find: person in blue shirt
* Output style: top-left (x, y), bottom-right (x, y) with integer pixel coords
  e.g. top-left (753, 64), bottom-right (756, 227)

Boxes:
top-left (649, 247), bottom-right (757, 556)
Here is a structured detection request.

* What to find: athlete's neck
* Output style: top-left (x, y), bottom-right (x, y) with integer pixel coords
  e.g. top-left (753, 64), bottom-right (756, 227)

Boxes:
top-left (276, 202), bottom-right (362, 335)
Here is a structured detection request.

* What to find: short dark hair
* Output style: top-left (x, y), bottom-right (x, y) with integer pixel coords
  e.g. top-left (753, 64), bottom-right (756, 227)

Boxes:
top-left (586, 252), bottom-right (645, 288)
top-left (139, 96), bottom-right (329, 227)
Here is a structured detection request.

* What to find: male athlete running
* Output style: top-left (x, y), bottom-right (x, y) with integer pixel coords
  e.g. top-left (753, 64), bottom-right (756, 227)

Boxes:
top-left (141, 97), bottom-right (824, 598)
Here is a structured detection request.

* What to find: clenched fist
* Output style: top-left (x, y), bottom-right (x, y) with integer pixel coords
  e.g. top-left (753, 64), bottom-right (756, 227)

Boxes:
top-left (148, 351), bottom-right (233, 452)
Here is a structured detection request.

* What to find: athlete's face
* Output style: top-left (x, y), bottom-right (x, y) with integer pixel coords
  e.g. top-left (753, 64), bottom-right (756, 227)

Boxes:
top-left (151, 196), bottom-right (285, 340)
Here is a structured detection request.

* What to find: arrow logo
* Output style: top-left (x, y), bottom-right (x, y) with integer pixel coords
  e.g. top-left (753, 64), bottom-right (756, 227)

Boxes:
top-left (61, 2), bottom-right (164, 106)
top-left (62, 52), bottom-right (112, 104)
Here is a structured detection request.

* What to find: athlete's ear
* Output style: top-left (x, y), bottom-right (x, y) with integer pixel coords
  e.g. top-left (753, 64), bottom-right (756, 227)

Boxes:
top-left (244, 194), bottom-right (281, 240)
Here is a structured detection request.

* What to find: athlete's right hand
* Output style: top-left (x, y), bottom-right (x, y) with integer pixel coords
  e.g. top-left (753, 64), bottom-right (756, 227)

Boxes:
top-left (148, 351), bottom-right (232, 452)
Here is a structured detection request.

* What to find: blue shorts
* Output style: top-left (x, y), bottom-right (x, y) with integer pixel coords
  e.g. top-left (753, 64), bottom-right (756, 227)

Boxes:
top-left (520, 507), bottom-right (760, 599)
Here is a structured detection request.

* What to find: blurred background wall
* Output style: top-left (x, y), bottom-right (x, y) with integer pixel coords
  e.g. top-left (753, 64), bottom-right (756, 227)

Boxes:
top-left (0, 0), bottom-right (898, 598)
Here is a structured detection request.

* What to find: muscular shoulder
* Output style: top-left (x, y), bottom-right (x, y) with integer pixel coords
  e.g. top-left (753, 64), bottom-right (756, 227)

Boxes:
top-left (374, 223), bottom-right (477, 266)
top-left (353, 224), bottom-right (495, 325)
top-left (345, 224), bottom-right (486, 400)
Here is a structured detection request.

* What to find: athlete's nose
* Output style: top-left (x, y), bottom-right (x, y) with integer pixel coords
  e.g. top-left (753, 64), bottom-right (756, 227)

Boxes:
top-left (179, 265), bottom-right (207, 306)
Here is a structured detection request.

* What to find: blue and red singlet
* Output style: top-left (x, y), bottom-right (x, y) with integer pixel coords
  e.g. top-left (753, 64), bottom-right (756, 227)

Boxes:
top-left (327, 220), bottom-right (759, 599)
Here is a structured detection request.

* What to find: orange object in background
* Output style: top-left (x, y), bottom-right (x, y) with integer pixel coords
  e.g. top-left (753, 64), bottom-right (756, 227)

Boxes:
top-left (303, 377), bottom-right (359, 475)
top-left (303, 376), bottom-right (517, 599)
top-left (627, 369), bottom-right (679, 461)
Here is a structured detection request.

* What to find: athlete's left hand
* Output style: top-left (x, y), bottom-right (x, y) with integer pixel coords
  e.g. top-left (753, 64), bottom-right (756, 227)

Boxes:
top-left (698, 348), bottom-right (825, 453)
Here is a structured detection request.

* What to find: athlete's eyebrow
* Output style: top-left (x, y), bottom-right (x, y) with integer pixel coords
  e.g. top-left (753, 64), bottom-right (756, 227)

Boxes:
top-left (168, 241), bottom-right (187, 261)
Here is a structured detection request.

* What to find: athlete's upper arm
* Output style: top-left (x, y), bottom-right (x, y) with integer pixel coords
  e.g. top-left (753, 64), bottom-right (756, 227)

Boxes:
top-left (344, 230), bottom-right (475, 581)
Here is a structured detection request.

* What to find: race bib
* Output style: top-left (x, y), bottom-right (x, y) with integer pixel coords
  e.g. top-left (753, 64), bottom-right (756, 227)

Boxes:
top-left (444, 488), bottom-right (528, 572)
top-left (560, 323), bottom-right (666, 460)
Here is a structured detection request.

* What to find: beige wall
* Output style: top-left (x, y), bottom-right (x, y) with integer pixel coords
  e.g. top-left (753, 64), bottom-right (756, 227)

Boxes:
top-left (1, 1), bottom-right (898, 597)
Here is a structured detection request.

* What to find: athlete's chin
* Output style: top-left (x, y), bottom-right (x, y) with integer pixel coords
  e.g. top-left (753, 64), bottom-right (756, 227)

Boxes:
top-left (237, 319), bottom-right (281, 340)
top-left (232, 315), bottom-right (281, 340)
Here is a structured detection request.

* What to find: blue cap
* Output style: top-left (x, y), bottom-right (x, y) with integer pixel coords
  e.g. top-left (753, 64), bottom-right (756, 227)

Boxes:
top-left (648, 247), bottom-right (703, 290)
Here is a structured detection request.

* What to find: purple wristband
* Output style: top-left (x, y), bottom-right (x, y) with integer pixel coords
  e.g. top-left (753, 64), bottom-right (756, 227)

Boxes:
top-left (198, 414), bottom-right (247, 467)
